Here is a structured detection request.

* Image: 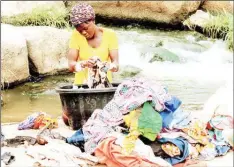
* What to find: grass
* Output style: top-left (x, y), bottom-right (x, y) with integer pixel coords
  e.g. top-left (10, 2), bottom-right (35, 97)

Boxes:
top-left (184, 10), bottom-right (233, 51)
top-left (203, 11), bottom-right (233, 51)
top-left (1, 5), bottom-right (70, 29)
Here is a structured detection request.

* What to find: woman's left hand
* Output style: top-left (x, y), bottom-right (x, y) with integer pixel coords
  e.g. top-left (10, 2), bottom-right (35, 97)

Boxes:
top-left (108, 63), bottom-right (119, 72)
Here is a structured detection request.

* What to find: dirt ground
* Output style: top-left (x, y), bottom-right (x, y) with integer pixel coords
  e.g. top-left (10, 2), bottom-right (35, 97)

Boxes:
top-left (1, 119), bottom-right (233, 167)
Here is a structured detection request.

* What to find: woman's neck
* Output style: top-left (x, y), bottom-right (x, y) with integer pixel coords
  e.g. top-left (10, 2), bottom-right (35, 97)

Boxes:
top-left (92, 25), bottom-right (103, 39)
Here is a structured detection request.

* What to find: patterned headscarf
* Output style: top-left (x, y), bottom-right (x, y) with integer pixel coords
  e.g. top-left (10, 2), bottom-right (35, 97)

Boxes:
top-left (70, 3), bottom-right (95, 26)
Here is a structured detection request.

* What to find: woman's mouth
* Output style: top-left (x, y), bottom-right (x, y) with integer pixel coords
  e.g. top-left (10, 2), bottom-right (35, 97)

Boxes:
top-left (84, 34), bottom-right (89, 38)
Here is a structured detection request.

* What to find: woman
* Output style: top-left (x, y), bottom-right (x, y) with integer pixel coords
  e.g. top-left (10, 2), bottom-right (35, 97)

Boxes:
top-left (67, 3), bottom-right (119, 85)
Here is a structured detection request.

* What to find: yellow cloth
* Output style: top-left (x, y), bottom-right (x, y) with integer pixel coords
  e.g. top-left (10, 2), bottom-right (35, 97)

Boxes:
top-left (122, 109), bottom-right (141, 155)
top-left (182, 120), bottom-right (209, 145)
top-left (69, 28), bottom-right (118, 85)
top-left (161, 143), bottom-right (181, 157)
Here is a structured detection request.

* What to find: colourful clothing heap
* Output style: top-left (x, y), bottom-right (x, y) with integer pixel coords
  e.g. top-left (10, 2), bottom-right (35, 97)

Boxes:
top-left (82, 77), bottom-right (171, 153)
top-left (18, 112), bottom-right (58, 130)
top-left (122, 102), bottom-right (162, 155)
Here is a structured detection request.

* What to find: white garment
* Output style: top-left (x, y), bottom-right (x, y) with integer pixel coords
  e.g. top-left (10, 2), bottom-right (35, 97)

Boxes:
top-left (199, 81), bottom-right (233, 124)
top-left (222, 129), bottom-right (233, 147)
top-left (25, 139), bottom-right (97, 167)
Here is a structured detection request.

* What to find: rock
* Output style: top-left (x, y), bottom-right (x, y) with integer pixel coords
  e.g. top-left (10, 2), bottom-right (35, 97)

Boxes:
top-left (183, 10), bottom-right (211, 29)
top-left (1, 1), bottom-right (66, 17)
top-left (164, 40), bottom-right (208, 52)
top-left (149, 48), bottom-right (180, 63)
top-left (113, 65), bottom-right (141, 82)
top-left (17, 26), bottom-right (71, 75)
top-left (201, 1), bottom-right (233, 14)
top-left (1, 24), bottom-right (30, 88)
top-left (67, 1), bottom-right (201, 26)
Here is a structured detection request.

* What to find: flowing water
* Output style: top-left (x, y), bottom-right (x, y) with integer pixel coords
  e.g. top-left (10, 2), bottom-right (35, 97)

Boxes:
top-left (1, 26), bottom-right (233, 123)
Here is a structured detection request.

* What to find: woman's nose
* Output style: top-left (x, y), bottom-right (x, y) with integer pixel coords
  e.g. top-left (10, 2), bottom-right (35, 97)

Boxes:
top-left (81, 30), bottom-right (87, 35)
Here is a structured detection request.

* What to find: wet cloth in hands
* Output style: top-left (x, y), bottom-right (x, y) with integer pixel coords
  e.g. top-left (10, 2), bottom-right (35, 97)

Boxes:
top-left (87, 57), bottom-right (112, 89)
top-left (158, 137), bottom-right (189, 165)
top-left (82, 78), bottom-right (168, 153)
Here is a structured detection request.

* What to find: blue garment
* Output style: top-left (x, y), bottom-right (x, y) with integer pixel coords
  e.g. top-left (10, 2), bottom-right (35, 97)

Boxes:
top-left (158, 137), bottom-right (189, 165)
top-left (215, 145), bottom-right (231, 156)
top-left (160, 96), bottom-right (182, 128)
top-left (168, 107), bottom-right (191, 129)
top-left (66, 129), bottom-right (85, 144)
top-left (164, 96), bottom-right (182, 113)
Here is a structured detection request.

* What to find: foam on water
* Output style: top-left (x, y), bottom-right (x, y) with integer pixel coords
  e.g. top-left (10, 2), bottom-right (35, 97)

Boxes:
top-left (117, 30), bottom-right (233, 84)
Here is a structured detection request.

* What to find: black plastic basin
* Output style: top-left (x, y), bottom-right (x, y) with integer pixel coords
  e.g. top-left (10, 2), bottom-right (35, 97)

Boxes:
top-left (56, 83), bottom-right (119, 130)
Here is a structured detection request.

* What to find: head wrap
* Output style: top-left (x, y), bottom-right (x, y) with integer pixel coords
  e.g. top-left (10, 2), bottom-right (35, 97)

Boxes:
top-left (70, 3), bottom-right (95, 26)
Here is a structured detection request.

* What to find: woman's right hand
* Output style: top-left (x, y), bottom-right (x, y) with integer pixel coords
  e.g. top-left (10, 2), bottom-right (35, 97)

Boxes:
top-left (79, 59), bottom-right (95, 69)
top-left (84, 59), bottom-right (95, 68)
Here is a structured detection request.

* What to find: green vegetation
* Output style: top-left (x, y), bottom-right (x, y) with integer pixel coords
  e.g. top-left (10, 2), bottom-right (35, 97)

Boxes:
top-left (1, 5), bottom-right (70, 29)
top-left (203, 11), bottom-right (233, 51)
top-left (183, 10), bottom-right (233, 51)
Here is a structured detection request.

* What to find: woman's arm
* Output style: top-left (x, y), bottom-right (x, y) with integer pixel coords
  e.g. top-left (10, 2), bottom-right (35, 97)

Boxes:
top-left (67, 49), bottom-right (79, 72)
top-left (67, 48), bottom-right (95, 72)
top-left (108, 30), bottom-right (119, 72)
top-left (109, 49), bottom-right (119, 72)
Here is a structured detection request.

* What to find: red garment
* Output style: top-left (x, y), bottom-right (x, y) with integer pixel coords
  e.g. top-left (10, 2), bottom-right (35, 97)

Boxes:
top-left (95, 136), bottom-right (160, 167)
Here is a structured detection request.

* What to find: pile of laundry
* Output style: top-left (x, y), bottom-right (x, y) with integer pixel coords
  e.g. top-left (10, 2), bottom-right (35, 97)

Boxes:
top-left (66, 77), bottom-right (233, 167)
top-left (1, 77), bottom-right (233, 167)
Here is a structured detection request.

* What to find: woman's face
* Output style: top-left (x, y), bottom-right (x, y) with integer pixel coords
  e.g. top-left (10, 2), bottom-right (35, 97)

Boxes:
top-left (75, 20), bottom-right (95, 39)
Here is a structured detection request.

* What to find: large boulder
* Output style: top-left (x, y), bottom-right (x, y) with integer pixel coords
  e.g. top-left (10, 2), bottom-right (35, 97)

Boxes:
top-left (1, 1), bottom-right (66, 17)
top-left (67, 1), bottom-right (201, 25)
top-left (201, 1), bottom-right (233, 14)
top-left (146, 48), bottom-right (180, 63)
top-left (1, 24), bottom-right (30, 88)
top-left (17, 26), bottom-right (71, 75)
top-left (183, 10), bottom-right (211, 29)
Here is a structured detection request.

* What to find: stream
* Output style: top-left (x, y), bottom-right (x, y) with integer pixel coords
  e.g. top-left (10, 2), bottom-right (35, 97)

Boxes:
top-left (2, 26), bottom-right (233, 123)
